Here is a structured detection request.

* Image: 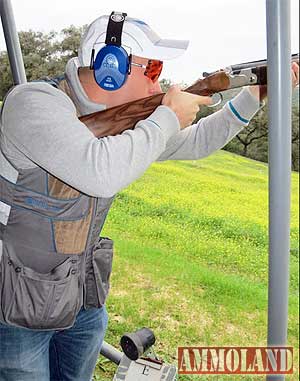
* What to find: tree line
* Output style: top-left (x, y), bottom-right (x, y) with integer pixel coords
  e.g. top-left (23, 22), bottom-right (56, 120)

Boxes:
top-left (0, 26), bottom-right (299, 171)
top-left (195, 89), bottom-right (299, 172)
top-left (0, 26), bottom-right (86, 97)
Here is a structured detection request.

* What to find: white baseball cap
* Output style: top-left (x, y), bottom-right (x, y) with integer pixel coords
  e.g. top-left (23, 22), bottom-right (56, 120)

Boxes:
top-left (78, 13), bottom-right (189, 67)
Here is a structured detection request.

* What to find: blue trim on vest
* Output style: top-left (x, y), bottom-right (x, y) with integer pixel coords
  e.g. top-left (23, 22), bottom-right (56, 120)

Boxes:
top-left (46, 172), bottom-right (58, 252)
top-left (0, 198), bottom-right (91, 222)
top-left (50, 218), bottom-right (58, 252)
top-left (0, 174), bottom-right (81, 202)
top-left (228, 101), bottom-right (249, 124)
top-left (24, 197), bottom-right (62, 212)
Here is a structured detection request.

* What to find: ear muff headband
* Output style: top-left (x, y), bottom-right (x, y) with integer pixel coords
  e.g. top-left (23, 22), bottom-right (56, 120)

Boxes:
top-left (92, 11), bottom-right (131, 91)
top-left (105, 12), bottom-right (127, 46)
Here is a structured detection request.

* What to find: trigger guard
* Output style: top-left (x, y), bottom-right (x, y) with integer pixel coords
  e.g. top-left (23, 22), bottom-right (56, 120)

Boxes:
top-left (207, 93), bottom-right (223, 108)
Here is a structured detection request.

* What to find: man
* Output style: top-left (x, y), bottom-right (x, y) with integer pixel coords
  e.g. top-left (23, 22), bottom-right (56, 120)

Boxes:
top-left (0, 11), bottom-right (298, 381)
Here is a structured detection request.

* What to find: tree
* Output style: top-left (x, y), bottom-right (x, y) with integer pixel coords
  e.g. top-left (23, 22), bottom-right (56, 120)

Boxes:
top-left (223, 99), bottom-right (299, 171)
top-left (194, 88), bottom-right (299, 171)
top-left (234, 109), bottom-right (268, 156)
top-left (59, 25), bottom-right (87, 59)
top-left (159, 78), bottom-right (172, 92)
top-left (0, 26), bottom-right (86, 99)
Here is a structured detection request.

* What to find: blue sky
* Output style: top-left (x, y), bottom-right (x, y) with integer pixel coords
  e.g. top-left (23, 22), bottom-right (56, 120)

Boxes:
top-left (1, 0), bottom-right (299, 84)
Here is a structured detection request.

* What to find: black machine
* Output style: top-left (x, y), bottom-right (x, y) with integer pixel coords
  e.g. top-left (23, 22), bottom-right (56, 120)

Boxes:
top-left (100, 328), bottom-right (177, 380)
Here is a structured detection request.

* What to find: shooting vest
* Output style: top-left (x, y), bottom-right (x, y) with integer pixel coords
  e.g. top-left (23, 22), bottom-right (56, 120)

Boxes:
top-left (0, 76), bottom-right (115, 330)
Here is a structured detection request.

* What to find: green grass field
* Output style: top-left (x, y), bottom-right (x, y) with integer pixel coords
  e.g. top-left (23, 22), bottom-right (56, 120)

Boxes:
top-left (93, 150), bottom-right (299, 381)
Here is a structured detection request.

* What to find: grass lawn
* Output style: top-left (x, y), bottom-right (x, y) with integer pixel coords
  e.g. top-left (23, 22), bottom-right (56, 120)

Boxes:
top-left (93, 150), bottom-right (299, 381)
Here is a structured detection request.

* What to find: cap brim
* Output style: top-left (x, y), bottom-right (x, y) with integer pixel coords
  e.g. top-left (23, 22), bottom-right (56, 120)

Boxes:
top-left (139, 39), bottom-right (189, 60)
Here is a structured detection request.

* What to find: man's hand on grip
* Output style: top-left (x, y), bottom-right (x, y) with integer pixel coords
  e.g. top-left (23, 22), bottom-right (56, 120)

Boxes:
top-left (162, 85), bottom-right (213, 129)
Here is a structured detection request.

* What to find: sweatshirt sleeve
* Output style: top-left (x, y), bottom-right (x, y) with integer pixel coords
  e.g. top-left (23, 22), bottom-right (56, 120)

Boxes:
top-left (1, 83), bottom-right (180, 197)
top-left (157, 87), bottom-right (261, 161)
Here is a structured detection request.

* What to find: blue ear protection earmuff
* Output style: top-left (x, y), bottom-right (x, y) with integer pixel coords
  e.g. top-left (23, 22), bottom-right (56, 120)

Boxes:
top-left (90, 11), bottom-right (132, 91)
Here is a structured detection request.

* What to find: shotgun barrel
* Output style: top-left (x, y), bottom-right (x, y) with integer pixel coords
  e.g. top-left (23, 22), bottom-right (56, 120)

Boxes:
top-left (203, 53), bottom-right (299, 77)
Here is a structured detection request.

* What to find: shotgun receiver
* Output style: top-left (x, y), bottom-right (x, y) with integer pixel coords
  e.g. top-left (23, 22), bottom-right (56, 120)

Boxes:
top-left (80, 54), bottom-right (299, 138)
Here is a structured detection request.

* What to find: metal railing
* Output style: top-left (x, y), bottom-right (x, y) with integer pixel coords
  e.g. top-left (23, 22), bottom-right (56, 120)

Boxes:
top-left (0, 0), bottom-right (26, 84)
top-left (266, 1), bottom-right (292, 380)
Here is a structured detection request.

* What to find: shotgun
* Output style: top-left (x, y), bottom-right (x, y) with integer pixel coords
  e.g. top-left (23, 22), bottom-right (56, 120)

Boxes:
top-left (80, 54), bottom-right (299, 138)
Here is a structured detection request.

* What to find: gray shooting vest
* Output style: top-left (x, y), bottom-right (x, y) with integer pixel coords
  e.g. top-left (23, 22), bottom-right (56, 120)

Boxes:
top-left (0, 76), bottom-right (116, 331)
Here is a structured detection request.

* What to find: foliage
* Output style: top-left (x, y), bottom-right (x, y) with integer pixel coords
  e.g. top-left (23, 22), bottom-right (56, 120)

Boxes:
top-left (159, 78), bottom-right (172, 92)
top-left (0, 25), bottom-right (86, 99)
top-left (196, 89), bottom-right (300, 171)
top-left (159, 78), bottom-right (189, 93)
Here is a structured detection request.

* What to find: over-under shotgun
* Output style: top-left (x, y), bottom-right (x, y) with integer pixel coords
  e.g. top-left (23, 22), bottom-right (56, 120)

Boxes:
top-left (80, 54), bottom-right (299, 138)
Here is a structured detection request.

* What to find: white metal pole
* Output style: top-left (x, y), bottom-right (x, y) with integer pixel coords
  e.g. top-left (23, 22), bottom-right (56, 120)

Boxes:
top-left (0, 0), bottom-right (26, 84)
top-left (266, 0), bottom-right (292, 380)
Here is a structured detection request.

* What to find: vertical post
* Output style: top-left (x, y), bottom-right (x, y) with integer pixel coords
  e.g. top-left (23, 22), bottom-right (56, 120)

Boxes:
top-left (266, 1), bottom-right (292, 381)
top-left (0, 0), bottom-right (26, 84)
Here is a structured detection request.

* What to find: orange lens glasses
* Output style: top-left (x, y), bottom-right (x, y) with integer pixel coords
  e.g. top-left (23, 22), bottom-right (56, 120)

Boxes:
top-left (131, 59), bottom-right (163, 83)
top-left (144, 60), bottom-right (163, 83)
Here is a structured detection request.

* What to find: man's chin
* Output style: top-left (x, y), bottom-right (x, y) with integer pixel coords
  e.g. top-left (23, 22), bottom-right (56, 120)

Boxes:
top-left (148, 89), bottom-right (162, 95)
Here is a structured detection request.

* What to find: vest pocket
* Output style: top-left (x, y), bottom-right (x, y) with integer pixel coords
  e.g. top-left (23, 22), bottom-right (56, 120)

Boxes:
top-left (0, 255), bottom-right (83, 330)
top-left (52, 199), bottom-right (94, 255)
top-left (92, 237), bottom-right (114, 306)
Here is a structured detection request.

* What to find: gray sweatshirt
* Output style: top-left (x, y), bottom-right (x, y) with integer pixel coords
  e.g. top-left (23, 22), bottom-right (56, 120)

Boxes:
top-left (0, 60), bottom-right (260, 255)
